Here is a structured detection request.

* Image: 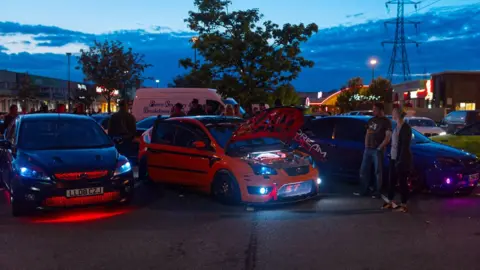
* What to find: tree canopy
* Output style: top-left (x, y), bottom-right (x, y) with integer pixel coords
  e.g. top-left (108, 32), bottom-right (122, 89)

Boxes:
top-left (77, 40), bottom-right (151, 112)
top-left (172, 0), bottom-right (318, 106)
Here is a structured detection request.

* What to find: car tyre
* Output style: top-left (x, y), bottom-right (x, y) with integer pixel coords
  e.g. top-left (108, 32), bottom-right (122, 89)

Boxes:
top-left (212, 171), bottom-right (241, 205)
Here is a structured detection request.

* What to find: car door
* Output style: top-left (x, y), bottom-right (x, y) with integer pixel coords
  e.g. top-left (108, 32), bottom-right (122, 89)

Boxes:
top-left (169, 123), bottom-right (214, 188)
top-left (147, 121), bottom-right (179, 184)
top-left (331, 118), bottom-right (367, 178)
top-left (307, 118), bottom-right (336, 174)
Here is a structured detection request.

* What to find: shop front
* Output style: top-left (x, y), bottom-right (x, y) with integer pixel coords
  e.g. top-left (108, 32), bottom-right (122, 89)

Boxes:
top-left (431, 71), bottom-right (480, 111)
top-left (392, 79), bottom-right (433, 109)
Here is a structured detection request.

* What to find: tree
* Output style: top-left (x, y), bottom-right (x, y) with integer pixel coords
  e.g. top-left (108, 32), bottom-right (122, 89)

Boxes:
top-left (174, 0), bottom-right (318, 107)
top-left (336, 88), bottom-right (355, 113)
top-left (368, 77), bottom-right (392, 102)
top-left (267, 84), bottom-right (300, 106)
top-left (77, 40), bottom-right (151, 113)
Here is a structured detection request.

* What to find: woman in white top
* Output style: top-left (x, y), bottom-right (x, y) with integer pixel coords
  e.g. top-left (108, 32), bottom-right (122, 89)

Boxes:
top-left (382, 106), bottom-right (412, 213)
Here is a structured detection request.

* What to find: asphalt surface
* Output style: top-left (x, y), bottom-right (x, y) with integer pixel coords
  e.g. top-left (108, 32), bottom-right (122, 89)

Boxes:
top-left (1, 172), bottom-right (480, 270)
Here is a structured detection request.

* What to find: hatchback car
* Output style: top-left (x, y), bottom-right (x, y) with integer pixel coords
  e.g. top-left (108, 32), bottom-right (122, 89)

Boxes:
top-left (145, 108), bottom-right (320, 204)
top-left (306, 116), bottom-right (479, 194)
top-left (405, 116), bottom-right (446, 137)
top-left (0, 114), bottom-right (134, 216)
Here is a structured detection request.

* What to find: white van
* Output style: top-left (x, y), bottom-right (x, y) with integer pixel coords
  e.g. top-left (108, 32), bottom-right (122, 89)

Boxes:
top-left (132, 88), bottom-right (225, 121)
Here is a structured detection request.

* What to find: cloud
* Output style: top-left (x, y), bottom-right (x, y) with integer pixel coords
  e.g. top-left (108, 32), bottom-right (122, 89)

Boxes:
top-left (0, 4), bottom-right (479, 91)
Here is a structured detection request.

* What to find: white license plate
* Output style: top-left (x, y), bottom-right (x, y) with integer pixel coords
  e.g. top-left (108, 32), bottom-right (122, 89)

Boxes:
top-left (66, 187), bottom-right (104, 198)
top-left (469, 173), bottom-right (479, 182)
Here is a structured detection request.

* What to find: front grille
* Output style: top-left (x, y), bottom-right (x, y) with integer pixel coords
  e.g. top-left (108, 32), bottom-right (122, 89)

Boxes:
top-left (277, 180), bottom-right (314, 199)
top-left (54, 170), bottom-right (109, 181)
top-left (424, 133), bottom-right (438, 137)
top-left (284, 166), bottom-right (309, 176)
top-left (44, 192), bottom-right (120, 207)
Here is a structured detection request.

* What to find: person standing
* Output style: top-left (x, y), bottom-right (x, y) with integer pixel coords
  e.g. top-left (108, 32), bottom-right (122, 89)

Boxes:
top-left (2, 104), bottom-right (18, 134)
top-left (382, 106), bottom-right (412, 212)
top-left (354, 103), bottom-right (392, 198)
top-left (171, 103), bottom-right (186, 117)
top-left (187, 99), bottom-right (205, 116)
top-left (108, 100), bottom-right (137, 158)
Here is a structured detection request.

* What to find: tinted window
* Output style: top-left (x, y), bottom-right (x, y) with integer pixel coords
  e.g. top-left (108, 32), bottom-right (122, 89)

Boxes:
top-left (445, 111), bottom-right (467, 123)
top-left (456, 123), bottom-right (480, 136)
top-left (311, 118), bottom-right (334, 139)
top-left (136, 117), bottom-right (156, 129)
top-left (334, 118), bottom-right (366, 142)
top-left (174, 126), bottom-right (201, 148)
top-left (152, 122), bottom-right (175, 144)
top-left (407, 118), bottom-right (436, 127)
top-left (18, 119), bottom-right (113, 150)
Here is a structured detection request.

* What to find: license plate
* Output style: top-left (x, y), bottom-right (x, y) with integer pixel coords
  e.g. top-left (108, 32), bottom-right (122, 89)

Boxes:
top-left (66, 187), bottom-right (104, 198)
top-left (284, 182), bottom-right (311, 194)
top-left (469, 173), bottom-right (479, 182)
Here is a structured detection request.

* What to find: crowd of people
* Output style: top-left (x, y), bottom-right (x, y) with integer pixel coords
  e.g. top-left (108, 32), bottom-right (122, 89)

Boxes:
top-left (170, 99), bottom-right (243, 118)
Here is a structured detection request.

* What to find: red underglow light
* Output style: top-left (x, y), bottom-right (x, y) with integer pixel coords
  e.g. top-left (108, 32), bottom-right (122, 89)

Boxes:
top-left (30, 207), bottom-right (132, 224)
top-left (44, 192), bottom-right (120, 207)
top-left (54, 170), bottom-right (109, 180)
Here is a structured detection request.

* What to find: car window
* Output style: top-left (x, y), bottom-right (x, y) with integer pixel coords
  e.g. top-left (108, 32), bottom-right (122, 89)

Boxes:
top-left (334, 118), bottom-right (366, 142)
top-left (151, 122), bottom-right (175, 144)
top-left (311, 118), bottom-right (334, 139)
top-left (174, 126), bottom-right (201, 148)
top-left (445, 111), bottom-right (467, 123)
top-left (456, 123), bottom-right (480, 136)
top-left (136, 117), bottom-right (156, 129)
top-left (18, 119), bottom-right (113, 150)
top-left (407, 118), bottom-right (436, 127)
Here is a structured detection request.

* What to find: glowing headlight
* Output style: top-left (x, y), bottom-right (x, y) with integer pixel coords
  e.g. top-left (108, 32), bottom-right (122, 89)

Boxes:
top-left (114, 161), bottom-right (132, 176)
top-left (439, 132), bottom-right (447, 136)
top-left (18, 167), bottom-right (51, 180)
top-left (317, 178), bottom-right (322, 185)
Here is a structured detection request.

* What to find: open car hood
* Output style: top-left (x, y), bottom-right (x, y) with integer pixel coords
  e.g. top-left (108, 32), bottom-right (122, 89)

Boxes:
top-left (227, 107), bottom-right (305, 147)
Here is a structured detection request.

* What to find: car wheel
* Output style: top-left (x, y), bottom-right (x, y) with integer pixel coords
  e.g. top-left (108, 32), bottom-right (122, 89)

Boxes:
top-left (10, 195), bottom-right (30, 217)
top-left (138, 156), bottom-right (148, 181)
top-left (211, 171), bottom-right (241, 205)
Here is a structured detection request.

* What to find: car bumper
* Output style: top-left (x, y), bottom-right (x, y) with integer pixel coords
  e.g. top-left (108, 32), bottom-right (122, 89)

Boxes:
top-left (240, 178), bottom-right (321, 203)
top-left (426, 168), bottom-right (479, 193)
top-left (13, 172), bottom-right (134, 209)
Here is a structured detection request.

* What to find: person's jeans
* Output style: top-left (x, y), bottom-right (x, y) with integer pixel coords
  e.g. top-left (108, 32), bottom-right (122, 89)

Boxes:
top-left (359, 148), bottom-right (384, 195)
top-left (388, 159), bottom-right (409, 204)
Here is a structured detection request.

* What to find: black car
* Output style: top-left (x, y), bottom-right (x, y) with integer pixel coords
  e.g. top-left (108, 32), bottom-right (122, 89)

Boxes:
top-left (0, 114), bottom-right (134, 216)
top-left (305, 115), bottom-right (479, 194)
top-left (439, 110), bottom-right (480, 134)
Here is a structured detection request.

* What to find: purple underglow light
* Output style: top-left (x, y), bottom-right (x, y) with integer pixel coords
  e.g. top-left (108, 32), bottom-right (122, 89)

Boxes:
top-left (445, 178), bottom-right (452, 184)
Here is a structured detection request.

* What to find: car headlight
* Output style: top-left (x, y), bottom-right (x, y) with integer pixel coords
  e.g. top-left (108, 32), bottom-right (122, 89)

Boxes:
top-left (435, 157), bottom-right (461, 167)
top-left (17, 166), bottom-right (51, 180)
top-left (114, 159), bottom-right (132, 176)
top-left (249, 164), bottom-right (277, 175)
top-left (439, 132), bottom-right (447, 136)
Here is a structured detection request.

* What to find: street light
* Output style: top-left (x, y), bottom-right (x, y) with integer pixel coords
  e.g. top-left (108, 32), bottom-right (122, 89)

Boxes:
top-left (369, 58), bottom-right (378, 82)
top-left (155, 79), bottom-right (160, 88)
top-left (191, 36), bottom-right (199, 70)
top-left (66, 52), bottom-right (72, 111)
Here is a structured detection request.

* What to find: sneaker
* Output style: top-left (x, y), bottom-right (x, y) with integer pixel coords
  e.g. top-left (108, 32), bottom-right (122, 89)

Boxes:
top-left (395, 205), bottom-right (408, 213)
top-left (382, 202), bottom-right (393, 209)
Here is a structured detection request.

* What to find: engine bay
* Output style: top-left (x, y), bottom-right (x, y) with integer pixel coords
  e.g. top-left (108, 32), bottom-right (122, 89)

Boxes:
top-left (242, 150), bottom-right (310, 169)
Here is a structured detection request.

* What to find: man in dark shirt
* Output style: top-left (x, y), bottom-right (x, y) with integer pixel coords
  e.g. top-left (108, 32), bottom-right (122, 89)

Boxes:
top-left (108, 100), bottom-right (137, 158)
top-left (171, 103), bottom-right (186, 117)
top-left (187, 99), bottom-right (205, 116)
top-left (2, 105), bottom-right (18, 134)
top-left (354, 102), bottom-right (392, 198)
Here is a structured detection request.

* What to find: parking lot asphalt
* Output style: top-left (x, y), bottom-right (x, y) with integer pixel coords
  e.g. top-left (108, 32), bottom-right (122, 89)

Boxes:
top-left (1, 172), bottom-right (480, 270)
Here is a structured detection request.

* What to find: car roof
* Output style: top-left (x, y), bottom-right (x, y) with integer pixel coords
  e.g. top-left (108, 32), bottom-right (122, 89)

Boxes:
top-left (20, 113), bottom-right (93, 122)
top-left (405, 116), bottom-right (432, 120)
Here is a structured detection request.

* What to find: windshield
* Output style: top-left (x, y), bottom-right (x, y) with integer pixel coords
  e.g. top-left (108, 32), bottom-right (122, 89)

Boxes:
top-left (392, 122), bottom-right (430, 144)
top-left (18, 119), bottom-right (114, 150)
top-left (207, 123), bottom-right (283, 149)
top-left (408, 119), bottom-right (436, 127)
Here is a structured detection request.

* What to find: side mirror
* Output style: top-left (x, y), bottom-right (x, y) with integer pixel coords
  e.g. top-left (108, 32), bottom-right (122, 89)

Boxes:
top-left (192, 141), bottom-right (206, 149)
top-left (0, 139), bottom-right (12, 149)
top-left (112, 137), bottom-right (124, 144)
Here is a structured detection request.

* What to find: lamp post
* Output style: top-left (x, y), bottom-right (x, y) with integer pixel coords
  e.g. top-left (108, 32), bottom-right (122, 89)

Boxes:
top-left (155, 79), bottom-right (160, 88)
top-left (191, 36), bottom-right (199, 70)
top-left (66, 52), bottom-right (72, 111)
top-left (369, 58), bottom-right (378, 82)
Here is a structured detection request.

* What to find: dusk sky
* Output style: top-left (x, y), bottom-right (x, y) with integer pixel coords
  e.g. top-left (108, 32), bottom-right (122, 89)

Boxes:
top-left (1, 0), bottom-right (480, 91)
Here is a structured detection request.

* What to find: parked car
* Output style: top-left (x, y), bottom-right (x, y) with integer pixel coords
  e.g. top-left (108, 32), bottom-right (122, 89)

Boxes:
top-left (405, 116), bottom-right (446, 137)
top-left (431, 122), bottom-right (480, 157)
top-left (91, 113), bottom-right (110, 133)
top-left (0, 114), bottom-right (134, 216)
top-left (347, 110), bottom-right (373, 116)
top-left (439, 110), bottom-right (480, 134)
top-left (306, 115), bottom-right (479, 195)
